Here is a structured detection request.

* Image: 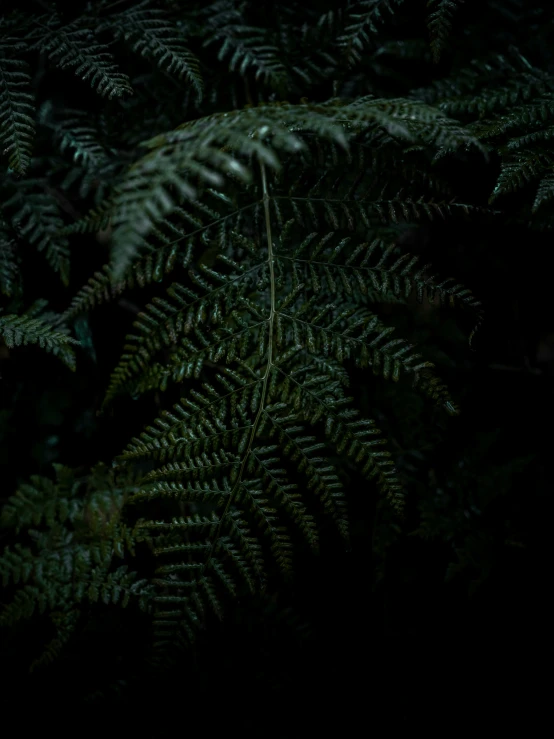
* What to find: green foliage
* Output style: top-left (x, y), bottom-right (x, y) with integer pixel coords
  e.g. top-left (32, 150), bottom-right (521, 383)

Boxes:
top-left (336, 0), bottom-right (406, 68)
top-left (97, 1), bottom-right (204, 102)
top-left (0, 311), bottom-right (78, 367)
top-left (426, 0), bottom-right (463, 64)
top-left (0, 224), bottom-right (19, 296)
top-left (0, 39), bottom-right (35, 175)
top-left (3, 183), bottom-right (72, 285)
top-left (35, 14), bottom-right (134, 100)
top-left (0, 463), bottom-right (152, 669)
top-left (0, 0), bottom-right (548, 696)
top-left (413, 47), bottom-right (554, 216)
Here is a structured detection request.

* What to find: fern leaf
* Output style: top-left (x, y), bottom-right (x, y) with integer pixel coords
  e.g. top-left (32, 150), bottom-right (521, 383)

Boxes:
top-left (61, 189), bottom-right (239, 322)
top-left (47, 110), bottom-right (110, 169)
top-left (52, 46), bottom-right (488, 653)
top-left (0, 41), bottom-right (35, 174)
top-left (4, 186), bottom-right (71, 284)
top-left (427, 0), bottom-right (464, 64)
top-left (336, 0), bottom-right (406, 68)
top-left (203, 24), bottom-right (288, 94)
top-left (533, 170), bottom-right (554, 212)
top-left (79, 97), bottom-right (483, 280)
top-left (0, 225), bottom-right (19, 296)
top-left (1, 463), bottom-right (79, 533)
top-left (0, 311), bottom-right (79, 368)
top-left (36, 17), bottom-right (133, 99)
top-left (100, 1), bottom-right (203, 103)
top-left (89, 103), bottom-right (318, 279)
top-left (490, 149), bottom-right (554, 202)
top-left (0, 462), bottom-right (153, 644)
top-left (416, 51), bottom-right (554, 119)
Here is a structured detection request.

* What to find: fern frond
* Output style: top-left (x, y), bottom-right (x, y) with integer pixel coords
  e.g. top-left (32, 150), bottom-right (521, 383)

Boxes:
top-left (1, 463), bottom-right (80, 533)
top-left (336, 0), bottom-right (406, 68)
top-left (427, 0), bottom-right (464, 64)
top-left (99, 1), bottom-right (203, 102)
top-left (4, 185), bottom-right (71, 284)
top-left (86, 101), bottom-right (347, 279)
top-left (203, 24), bottom-right (288, 94)
top-left (415, 51), bottom-right (554, 119)
top-left (0, 462), bottom-right (153, 646)
top-left (79, 96), bottom-right (486, 281)
top-left (0, 0), bottom-right (512, 677)
top-left (338, 96), bottom-right (486, 155)
top-left (463, 98), bottom-right (554, 143)
top-left (61, 187), bottom-right (241, 322)
top-left (0, 225), bottom-right (19, 296)
top-left (29, 610), bottom-right (79, 673)
top-left (0, 40), bottom-right (35, 174)
top-left (46, 109), bottom-right (110, 169)
top-left (533, 170), bottom-right (554, 212)
top-left (35, 16), bottom-right (133, 99)
top-left (89, 96), bottom-right (483, 651)
top-left (120, 345), bottom-right (403, 648)
top-left (101, 158), bottom-right (485, 647)
top-left (506, 124), bottom-right (554, 151)
top-left (490, 148), bottom-right (554, 202)
top-left (0, 311), bottom-right (79, 368)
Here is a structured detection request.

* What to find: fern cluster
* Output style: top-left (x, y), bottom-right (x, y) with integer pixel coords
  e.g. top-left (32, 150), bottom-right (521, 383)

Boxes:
top-left (0, 463), bottom-right (151, 671)
top-left (0, 0), bottom-right (548, 697)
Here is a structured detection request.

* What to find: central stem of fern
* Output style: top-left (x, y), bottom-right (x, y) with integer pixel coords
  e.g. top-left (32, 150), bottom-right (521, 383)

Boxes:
top-left (200, 156), bottom-right (275, 586)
